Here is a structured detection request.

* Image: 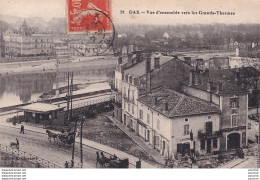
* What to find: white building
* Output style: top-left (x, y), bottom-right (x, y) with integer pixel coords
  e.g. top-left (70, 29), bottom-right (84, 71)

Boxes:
top-left (163, 32), bottom-right (170, 39)
top-left (137, 87), bottom-right (220, 158)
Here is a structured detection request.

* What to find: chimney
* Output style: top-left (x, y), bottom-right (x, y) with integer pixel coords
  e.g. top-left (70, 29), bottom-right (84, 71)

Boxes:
top-left (136, 50), bottom-right (142, 62)
top-left (118, 56), bottom-right (122, 64)
top-left (154, 56), bottom-right (160, 68)
top-left (194, 70), bottom-right (199, 86)
top-left (153, 96), bottom-right (158, 106)
top-left (164, 99), bottom-right (169, 111)
top-left (146, 57), bottom-right (151, 73)
top-left (216, 82), bottom-right (223, 94)
top-left (235, 48), bottom-right (239, 57)
top-left (184, 57), bottom-right (192, 66)
top-left (189, 69), bottom-right (194, 86)
top-left (207, 81), bottom-right (213, 92)
top-left (235, 69), bottom-right (241, 84)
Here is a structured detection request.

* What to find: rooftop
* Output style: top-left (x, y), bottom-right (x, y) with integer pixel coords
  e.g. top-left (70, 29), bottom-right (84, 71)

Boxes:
top-left (182, 66), bottom-right (257, 95)
top-left (139, 87), bottom-right (219, 118)
top-left (17, 103), bottom-right (65, 113)
top-left (124, 55), bottom-right (174, 77)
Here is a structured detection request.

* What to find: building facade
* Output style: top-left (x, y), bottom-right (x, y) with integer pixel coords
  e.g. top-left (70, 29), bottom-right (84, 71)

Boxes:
top-left (4, 20), bottom-right (53, 57)
top-left (138, 87), bottom-right (220, 158)
top-left (182, 67), bottom-right (249, 151)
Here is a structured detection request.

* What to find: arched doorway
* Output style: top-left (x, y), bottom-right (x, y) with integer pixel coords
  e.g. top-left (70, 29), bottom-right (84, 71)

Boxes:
top-left (227, 133), bottom-right (240, 150)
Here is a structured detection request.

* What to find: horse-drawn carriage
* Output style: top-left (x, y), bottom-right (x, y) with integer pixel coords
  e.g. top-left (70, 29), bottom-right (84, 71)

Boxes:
top-left (96, 151), bottom-right (129, 168)
top-left (46, 130), bottom-right (75, 147)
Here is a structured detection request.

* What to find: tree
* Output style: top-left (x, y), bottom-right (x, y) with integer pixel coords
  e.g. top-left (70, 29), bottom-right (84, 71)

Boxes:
top-left (0, 20), bottom-right (10, 57)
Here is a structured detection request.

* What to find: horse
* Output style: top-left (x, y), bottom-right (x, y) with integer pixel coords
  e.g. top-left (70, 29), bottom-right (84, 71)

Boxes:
top-left (46, 130), bottom-right (58, 143)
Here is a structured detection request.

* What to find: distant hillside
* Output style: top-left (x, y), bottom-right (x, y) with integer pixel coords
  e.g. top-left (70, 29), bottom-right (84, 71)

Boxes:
top-left (0, 15), bottom-right (66, 34)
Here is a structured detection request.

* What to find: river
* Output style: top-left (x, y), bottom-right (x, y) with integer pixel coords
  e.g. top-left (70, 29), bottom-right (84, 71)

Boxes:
top-left (0, 67), bottom-right (115, 108)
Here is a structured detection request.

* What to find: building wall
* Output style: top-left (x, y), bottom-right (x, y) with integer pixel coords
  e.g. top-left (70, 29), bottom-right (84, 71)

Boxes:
top-left (182, 85), bottom-right (220, 105)
top-left (138, 100), bottom-right (220, 158)
top-left (151, 59), bottom-right (191, 92)
top-left (4, 33), bottom-right (53, 56)
top-left (121, 79), bottom-right (139, 132)
top-left (220, 95), bottom-right (248, 129)
top-left (171, 113), bottom-right (220, 156)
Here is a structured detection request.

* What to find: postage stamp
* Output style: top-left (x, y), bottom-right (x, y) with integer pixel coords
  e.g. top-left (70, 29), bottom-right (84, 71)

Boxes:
top-left (67, 0), bottom-right (112, 33)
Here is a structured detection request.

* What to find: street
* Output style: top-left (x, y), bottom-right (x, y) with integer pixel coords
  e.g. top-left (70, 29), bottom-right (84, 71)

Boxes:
top-left (232, 156), bottom-right (259, 168)
top-left (0, 126), bottom-right (100, 168)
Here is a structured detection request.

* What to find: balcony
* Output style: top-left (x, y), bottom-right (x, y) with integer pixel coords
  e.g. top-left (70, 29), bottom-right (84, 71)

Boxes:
top-left (198, 130), bottom-right (222, 139)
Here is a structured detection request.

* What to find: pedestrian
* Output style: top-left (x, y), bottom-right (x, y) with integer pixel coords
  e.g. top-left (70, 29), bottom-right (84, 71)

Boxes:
top-left (65, 161), bottom-right (68, 168)
top-left (16, 138), bottom-right (19, 149)
top-left (20, 125), bottom-right (24, 134)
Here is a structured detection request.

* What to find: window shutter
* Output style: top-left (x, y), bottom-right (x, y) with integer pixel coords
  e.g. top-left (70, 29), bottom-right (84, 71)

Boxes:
top-left (206, 121), bottom-right (213, 134)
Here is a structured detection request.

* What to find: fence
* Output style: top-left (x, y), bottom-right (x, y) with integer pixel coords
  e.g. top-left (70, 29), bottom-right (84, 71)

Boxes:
top-left (0, 144), bottom-right (61, 168)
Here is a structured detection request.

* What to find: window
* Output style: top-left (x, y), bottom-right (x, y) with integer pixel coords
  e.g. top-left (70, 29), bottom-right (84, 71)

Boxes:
top-left (206, 121), bottom-right (213, 134)
top-left (124, 87), bottom-right (126, 96)
top-left (157, 119), bottom-right (160, 130)
top-left (155, 136), bottom-right (160, 147)
top-left (230, 97), bottom-right (239, 108)
top-left (201, 140), bottom-right (205, 150)
top-left (139, 110), bottom-right (143, 120)
top-left (184, 124), bottom-right (189, 135)
top-left (128, 103), bottom-right (130, 112)
top-left (147, 114), bottom-right (150, 124)
top-left (213, 138), bottom-right (218, 148)
top-left (242, 132), bottom-right (246, 144)
top-left (231, 115), bottom-right (238, 127)
top-left (248, 122), bottom-right (251, 129)
top-left (132, 105), bottom-right (134, 114)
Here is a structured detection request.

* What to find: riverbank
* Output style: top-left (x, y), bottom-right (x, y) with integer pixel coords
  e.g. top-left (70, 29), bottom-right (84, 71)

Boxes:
top-left (0, 55), bottom-right (118, 75)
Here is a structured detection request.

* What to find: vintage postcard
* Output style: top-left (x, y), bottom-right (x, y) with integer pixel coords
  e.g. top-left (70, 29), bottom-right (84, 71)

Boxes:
top-left (0, 0), bottom-right (259, 179)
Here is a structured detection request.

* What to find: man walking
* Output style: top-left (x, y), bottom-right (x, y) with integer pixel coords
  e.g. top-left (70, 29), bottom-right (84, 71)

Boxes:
top-left (20, 125), bottom-right (24, 134)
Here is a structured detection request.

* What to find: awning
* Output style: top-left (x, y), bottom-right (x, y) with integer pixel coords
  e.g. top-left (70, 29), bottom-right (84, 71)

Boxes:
top-left (17, 103), bottom-right (65, 114)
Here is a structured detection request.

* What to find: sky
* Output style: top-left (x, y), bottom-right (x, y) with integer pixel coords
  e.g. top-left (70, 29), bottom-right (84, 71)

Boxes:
top-left (0, 0), bottom-right (259, 24)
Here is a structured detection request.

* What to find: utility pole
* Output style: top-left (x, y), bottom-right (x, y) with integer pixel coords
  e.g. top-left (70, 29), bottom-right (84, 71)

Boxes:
top-left (80, 116), bottom-right (84, 168)
top-left (67, 72), bottom-right (70, 122)
top-left (70, 72), bottom-right (73, 119)
top-left (71, 116), bottom-right (78, 168)
top-left (55, 52), bottom-right (59, 97)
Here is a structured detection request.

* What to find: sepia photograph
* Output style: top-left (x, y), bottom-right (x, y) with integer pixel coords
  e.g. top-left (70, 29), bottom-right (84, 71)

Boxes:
top-left (0, 0), bottom-right (259, 179)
